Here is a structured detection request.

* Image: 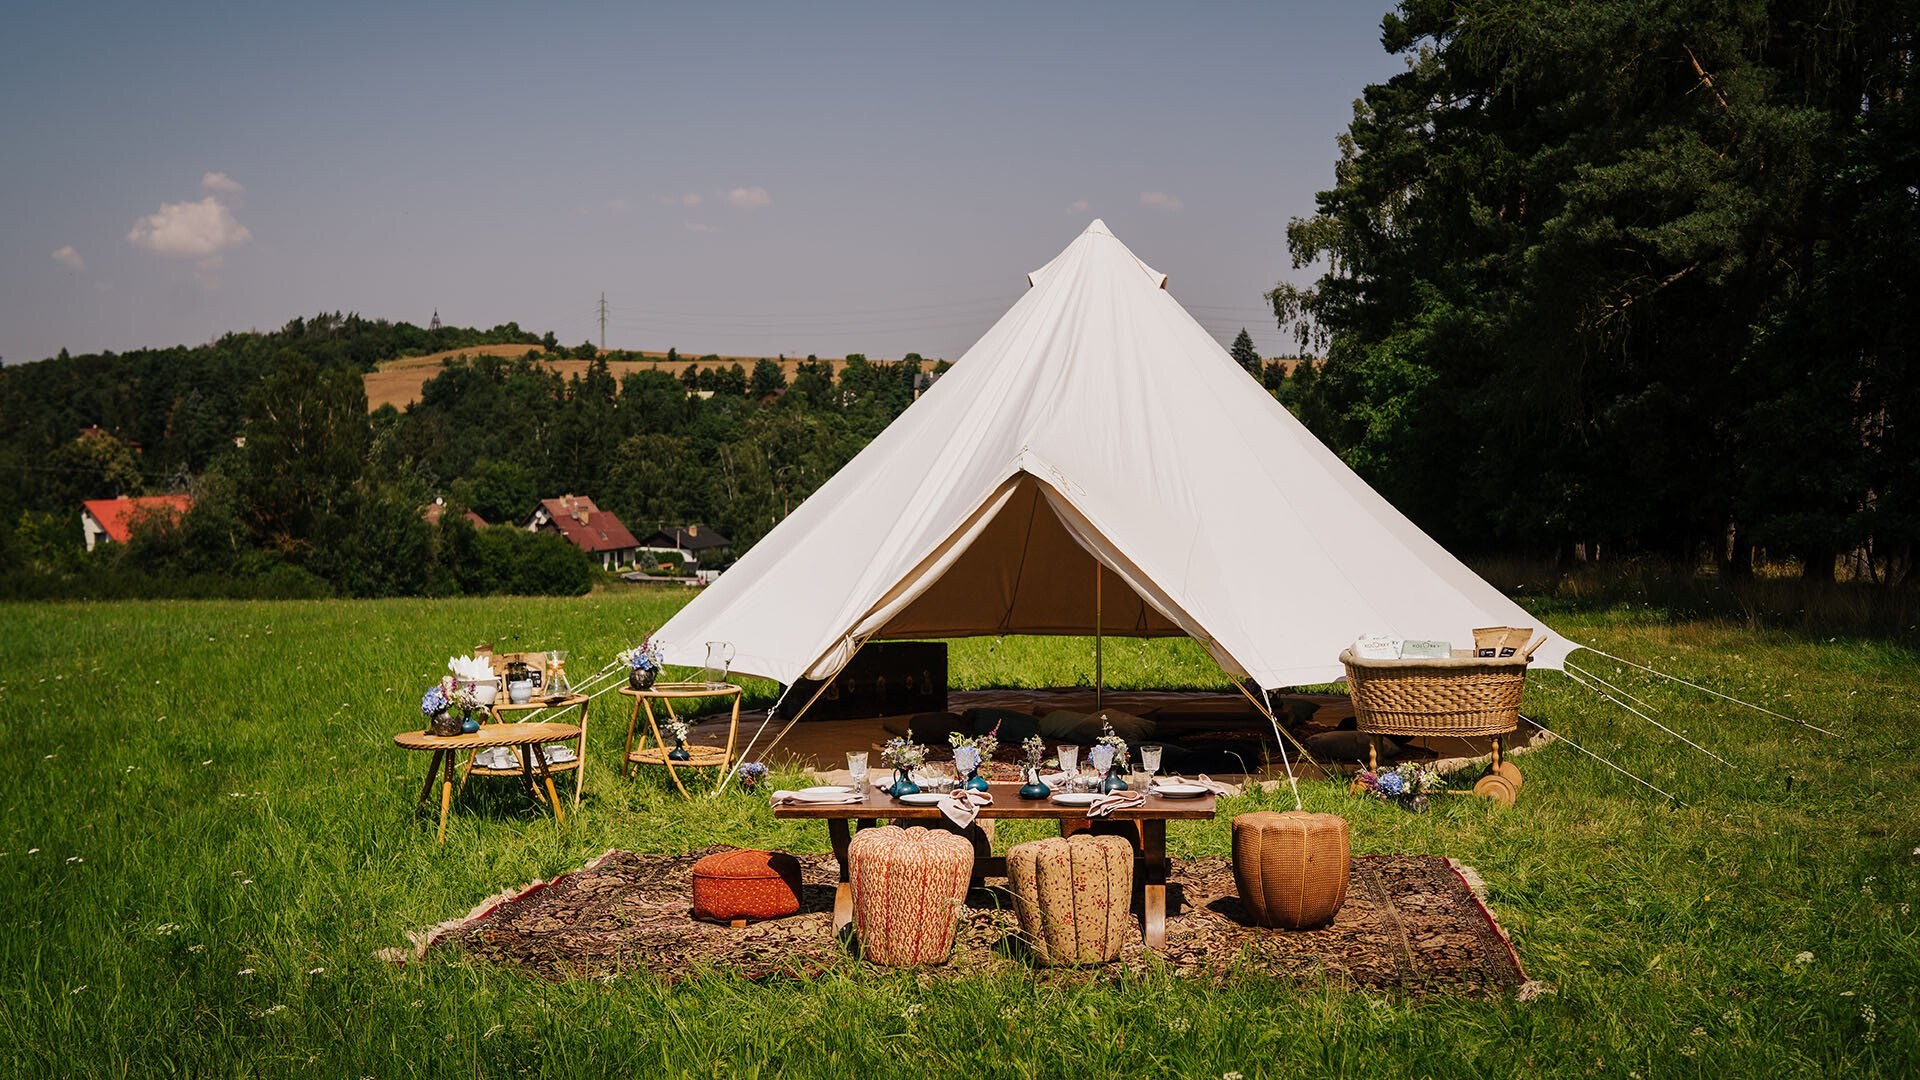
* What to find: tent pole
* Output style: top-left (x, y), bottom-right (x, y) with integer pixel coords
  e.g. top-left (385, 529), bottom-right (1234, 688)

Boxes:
top-left (1236, 676), bottom-right (1328, 768)
top-left (1094, 561), bottom-right (1104, 712)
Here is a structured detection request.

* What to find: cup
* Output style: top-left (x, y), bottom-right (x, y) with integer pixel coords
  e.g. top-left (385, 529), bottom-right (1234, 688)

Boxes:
top-left (1056, 745), bottom-right (1079, 783)
top-left (1140, 744), bottom-right (1164, 777)
top-left (847, 750), bottom-right (869, 789)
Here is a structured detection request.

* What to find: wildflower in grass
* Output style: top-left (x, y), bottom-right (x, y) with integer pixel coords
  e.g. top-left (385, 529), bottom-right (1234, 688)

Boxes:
top-left (26, 848), bottom-right (38, 855)
top-left (307, 966), bottom-right (324, 975)
top-left (1679, 1046), bottom-right (1697, 1057)
top-left (237, 968), bottom-right (255, 976)
top-left (900, 1002), bottom-right (925, 1020)
top-left (66, 855), bottom-right (83, 863)
top-left (188, 944), bottom-right (205, 953)
top-left (1689, 1026), bottom-right (1705, 1037)
top-left (1795, 951), bottom-right (1814, 965)
top-left (1224, 1073), bottom-right (1244, 1080)
top-left (155, 923), bottom-right (181, 936)
top-left (1165, 1016), bottom-right (1190, 1033)
top-left (259, 1004), bottom-right (287, 1017)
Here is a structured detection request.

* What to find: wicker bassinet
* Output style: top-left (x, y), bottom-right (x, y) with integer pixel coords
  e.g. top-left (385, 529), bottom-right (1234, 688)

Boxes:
top-left (1338, 648), bottom-right (1529, 738)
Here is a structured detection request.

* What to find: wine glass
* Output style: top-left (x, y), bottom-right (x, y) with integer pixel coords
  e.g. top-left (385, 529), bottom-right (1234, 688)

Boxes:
top-left (1055, 745), bottom-right (1078, 790)
top-left (846, 750), bottom-right (869, 791)
top-left (1140, 744), bottom-right (1164, 780)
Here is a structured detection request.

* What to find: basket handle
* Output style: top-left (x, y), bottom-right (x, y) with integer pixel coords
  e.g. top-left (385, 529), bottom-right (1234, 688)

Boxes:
top-left (1522, 636), bottom-right (1548, 661)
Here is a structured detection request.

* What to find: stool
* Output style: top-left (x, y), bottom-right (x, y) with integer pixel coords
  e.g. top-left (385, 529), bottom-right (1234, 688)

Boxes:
top-left (847, 826), bottom-right (973, 966)
top-left (691, 849), bottom-right (802, 926)
top-left (1231, 811), bottom-right (1349, 929)
top-left (1007, 834), bottom-right (1133, 965)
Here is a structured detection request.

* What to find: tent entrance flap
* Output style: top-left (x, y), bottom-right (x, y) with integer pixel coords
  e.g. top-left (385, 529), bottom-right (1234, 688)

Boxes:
top-left (863, 472), bottom-right (1185, 641)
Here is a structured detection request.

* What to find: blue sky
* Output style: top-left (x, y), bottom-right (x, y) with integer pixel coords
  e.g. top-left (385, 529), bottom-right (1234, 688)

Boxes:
top-left (0, 2), bottom-right (1403, 366)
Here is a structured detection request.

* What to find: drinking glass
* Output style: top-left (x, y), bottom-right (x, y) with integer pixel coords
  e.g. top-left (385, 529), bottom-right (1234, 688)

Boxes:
top-left (1056, 745), bottom-right (1079, 788)
top-left (1140, 744), bottom-right (1164, 778)
top-left (921, 761), bottom-right (956, 793)
top-left (846, 751), bottom-right (869, 790)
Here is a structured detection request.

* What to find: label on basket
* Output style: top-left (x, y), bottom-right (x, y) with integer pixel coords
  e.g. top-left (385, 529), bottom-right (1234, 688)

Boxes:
top-left (1398, 639), bottom-right (1451, 659)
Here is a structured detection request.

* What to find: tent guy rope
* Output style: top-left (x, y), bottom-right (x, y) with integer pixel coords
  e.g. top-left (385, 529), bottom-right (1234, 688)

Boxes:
top-left (1563, 663), bottom-right (1734, 768)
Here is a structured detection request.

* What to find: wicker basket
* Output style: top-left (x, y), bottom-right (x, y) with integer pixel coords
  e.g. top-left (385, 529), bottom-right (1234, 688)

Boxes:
top-left (1339, 648), bottom-right (1527, 738)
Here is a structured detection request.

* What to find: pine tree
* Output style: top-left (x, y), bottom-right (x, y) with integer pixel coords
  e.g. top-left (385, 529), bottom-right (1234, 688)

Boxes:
top-left (1229, 329), bottom-right (1261, 377)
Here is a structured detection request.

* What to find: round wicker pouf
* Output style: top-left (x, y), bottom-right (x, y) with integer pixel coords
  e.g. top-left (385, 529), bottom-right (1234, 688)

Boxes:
top-left (1231, 811), bottom-right (1350, 930)
top-left (848, 825), bottom-right (974, 966)
top-left (1006, 834), bottom-right (1134, 965)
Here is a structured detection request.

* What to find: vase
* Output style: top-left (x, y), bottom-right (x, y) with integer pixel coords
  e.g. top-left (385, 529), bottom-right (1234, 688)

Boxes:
top-left (1018, 766), bottom-right (1051, 800)
top-left (668, 737), bottom-right (692, 762)
top-left (887, 767), bottom-right (920, 797)
top-left (460, 717), bottom-right (480, 734)
top-left (428, 711), bottom-right (462, 737)
top-left (629, 666), bottom-right (658, 691)
top-left (963, 768), bottom-right (990, 792)
top-left (1097, 763), bottom-right (1129, 793)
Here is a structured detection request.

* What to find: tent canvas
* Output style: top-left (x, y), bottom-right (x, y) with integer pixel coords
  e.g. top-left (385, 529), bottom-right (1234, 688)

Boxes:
top-left (655, 220), bottom-right (1572, 703)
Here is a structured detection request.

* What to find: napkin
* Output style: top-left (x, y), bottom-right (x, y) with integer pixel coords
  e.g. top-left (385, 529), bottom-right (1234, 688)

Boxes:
top-left (938, 789), bottom-right (993, 829)
top-left (769, 790), bottom-right (866, 807)
top-left (1086, 790), bottom-right (1146, 818)
top-left (1159, 774), bottom-right (1235, 796)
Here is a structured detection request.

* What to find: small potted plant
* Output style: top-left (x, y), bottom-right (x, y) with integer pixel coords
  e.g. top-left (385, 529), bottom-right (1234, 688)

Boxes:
top-left (663, 717), bottom-right (692, 761)
top-left (948, 724), bottom-right (999, 792)
top-left (1088, 719), bottom-right (1130, 793)
top-left (1018, 735), bottom-right (1051, 799)
top-left (623, 636), bottom-right (666, 691)
top-left (421, 678), bottom-right (461, 737)
top-left (880, 736), bottom-right (926, 797)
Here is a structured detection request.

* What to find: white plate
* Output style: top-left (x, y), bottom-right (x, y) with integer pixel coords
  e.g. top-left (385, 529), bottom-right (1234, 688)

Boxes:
top-left (786, 789), bottom-right (860, 803)
top-left (895, 792), bottom-right (945, 805)
top-left (1152, 783), bottom-right (1210, 799)
top-left (1051, 792), bottom-right (1103, 806)
top-left (798, 785), bottom-right (854, 795)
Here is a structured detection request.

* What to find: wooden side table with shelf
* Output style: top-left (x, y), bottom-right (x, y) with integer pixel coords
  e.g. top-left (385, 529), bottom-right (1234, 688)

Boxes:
top-left (462, 693), bottom-right (591, 809)
top-left (618, 682), bottom-right (742, 798)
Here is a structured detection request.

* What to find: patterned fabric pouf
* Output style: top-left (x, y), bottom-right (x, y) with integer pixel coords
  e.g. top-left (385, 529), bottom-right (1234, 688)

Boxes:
top-left (690, 849), bottom-right (803, 925)
top-left (1231, 811), bottom-right (1350, 929)
top-left (847, 825), bottom-right (974, 966)
top-left (1006, 834), bottom-right (1134, 965)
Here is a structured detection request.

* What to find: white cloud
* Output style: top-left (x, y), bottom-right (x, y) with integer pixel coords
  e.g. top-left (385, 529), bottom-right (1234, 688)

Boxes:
top-left (655, 192), bottom-right (703, 208)
top-left (1139, 191), bottom-right (1184, 212)
top-left (721, 185), bottom-right (771, 210)
top-left (126, 196), bottom-right (253, 258)
top-left (1066, 199), bottom-right (1089, 214)
top-left (684, 222), bottom-right (720, 234)
top-left (200, 171), bottom-right (244, 195)
top-left (51, 245), bottom-right (84, 272)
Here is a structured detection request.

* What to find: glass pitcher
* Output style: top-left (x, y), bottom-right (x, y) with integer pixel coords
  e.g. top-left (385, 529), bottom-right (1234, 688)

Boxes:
top-left (703, 641), bottom-right (734, 689)
top-left (545, 650), bottom-right (570, 694)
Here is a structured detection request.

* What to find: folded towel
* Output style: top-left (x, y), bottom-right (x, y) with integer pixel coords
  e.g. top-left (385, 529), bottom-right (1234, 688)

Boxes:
top-left (769, 790), bottom-right (866, 807)
top-left (1087, 790), bottom-right (1146, 818)
top-left (938, 789), bottom-right (993, 829)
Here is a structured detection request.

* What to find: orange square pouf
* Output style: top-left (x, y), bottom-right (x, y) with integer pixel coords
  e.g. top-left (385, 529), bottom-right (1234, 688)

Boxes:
top-left (691, 849), bottom-right (803, 925)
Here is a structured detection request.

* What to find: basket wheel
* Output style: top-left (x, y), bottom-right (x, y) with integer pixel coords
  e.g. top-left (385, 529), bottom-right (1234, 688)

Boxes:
top-left (1494, 761), bottom-right (1523, 789)
top-left (1473, 773), bottom-right (1517, 808)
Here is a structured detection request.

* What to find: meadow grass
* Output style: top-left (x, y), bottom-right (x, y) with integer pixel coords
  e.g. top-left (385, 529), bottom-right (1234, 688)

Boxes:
top-left (0, 591), bottom-right (1914, 1077)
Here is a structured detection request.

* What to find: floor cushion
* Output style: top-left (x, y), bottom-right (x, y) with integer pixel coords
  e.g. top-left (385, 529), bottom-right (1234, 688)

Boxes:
top-left (1007, 834), bottom-right (1134, 964)
top-left (848, 825), bottom-right (974, 966)
top-left (691, 849), bottom-right (803, 924)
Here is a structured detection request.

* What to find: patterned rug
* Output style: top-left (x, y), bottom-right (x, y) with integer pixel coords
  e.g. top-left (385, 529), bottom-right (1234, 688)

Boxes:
top-left (422, 848), bottom-right (1526, 996)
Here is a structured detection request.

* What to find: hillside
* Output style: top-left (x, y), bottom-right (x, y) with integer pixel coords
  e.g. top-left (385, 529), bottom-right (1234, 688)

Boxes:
top-left (364, 349), bottom-right (877, 412)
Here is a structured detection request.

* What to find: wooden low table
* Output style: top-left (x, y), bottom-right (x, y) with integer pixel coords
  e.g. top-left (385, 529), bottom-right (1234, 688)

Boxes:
top-left (619, 683), bottom-right (742, 798)
top-left (476, 693), bottom-right (590, 808)
top-left (771, 783), bottom-right (1216, 950)
top-left (393, 722), bottom-right (579, 843)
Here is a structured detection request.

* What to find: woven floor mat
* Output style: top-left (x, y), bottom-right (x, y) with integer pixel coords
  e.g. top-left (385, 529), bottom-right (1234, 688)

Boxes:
top-left (434, 848), bottom-right (1526, 996)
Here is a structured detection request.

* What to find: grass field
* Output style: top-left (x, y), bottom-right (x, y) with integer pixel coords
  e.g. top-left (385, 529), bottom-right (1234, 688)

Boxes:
top-left (364, 349), bottom-right (875, 412)
top-left (1, 591), bottom-right (1915, 1077)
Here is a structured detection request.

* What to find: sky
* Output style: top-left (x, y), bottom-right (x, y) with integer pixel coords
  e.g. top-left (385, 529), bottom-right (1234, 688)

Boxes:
top-left (0, 1), bottom-right (1405, 367)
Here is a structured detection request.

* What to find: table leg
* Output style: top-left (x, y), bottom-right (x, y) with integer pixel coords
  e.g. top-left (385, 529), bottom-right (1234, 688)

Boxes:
top-left (829, 818), bottom-right (856, 941)
top-left (623, 698), bottom-right (642, 779)
top-left (659, 699), bottom-right (691, 799)
top-left (437, 749), bottom-right (455, 845)
top-left (533, 745), bottom-right (565, 826)
top-left (519, 743), bottom-right (540, 803)
top-left (1141, 819), bottom-right (1168, 950)
top-left (417, 749), bottom-right (444, 812)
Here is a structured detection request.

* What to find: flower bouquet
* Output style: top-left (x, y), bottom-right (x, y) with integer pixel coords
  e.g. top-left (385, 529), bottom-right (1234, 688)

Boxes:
top-left (1089, 719), bottom-right (1131, 792)
top-left (1018, 734), bottom-right (1050, 799)
top-left (621, 635), bottom-right (666, 691)
top-left (663, 717), bottom-right (692, 761)
top-left (948, 724), bottom-right (999, 791)
top-left (1353, 762), bottom-right (1446, 811)
top-left (735, 760), bottom-right (769, 792)
top-left (421, 678), bottom-right (461, 737)
top-left (880, 736), bottom-right (926, 796)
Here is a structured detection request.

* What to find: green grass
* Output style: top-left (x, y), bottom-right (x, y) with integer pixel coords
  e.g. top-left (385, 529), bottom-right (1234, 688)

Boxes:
top-left (0, 591), bottom-right (1915, 1077)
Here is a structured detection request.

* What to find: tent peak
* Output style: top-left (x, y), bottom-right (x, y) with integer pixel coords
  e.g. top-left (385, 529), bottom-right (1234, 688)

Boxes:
top-left (1084, 218), bottom-right (1112, 236)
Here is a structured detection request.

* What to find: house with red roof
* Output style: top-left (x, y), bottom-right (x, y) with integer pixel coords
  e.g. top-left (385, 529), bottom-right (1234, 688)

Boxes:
top-left (80, 494), bottom-right (193, 552)
top-left (522, 495), bottom-right (639, 570)
top-left (422, 498), bottom-right (488, 529)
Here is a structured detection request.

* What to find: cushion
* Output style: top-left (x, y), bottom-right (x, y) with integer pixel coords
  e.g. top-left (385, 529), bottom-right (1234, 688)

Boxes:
top-left (1007, 834), bottom-right (1134, 965)
top-left (848, 826), bottom-right (974, 966)
top-left (1303, 730), bottom-right (1406, 763)
top-left (691, 849), bottom-right (802, 924)
top-left (904, 711), bottom-right (966, 744)
top-left (1036, 709), bottom-right (1089, 738)
top-left (963, 707), bottom-right (1041, 743)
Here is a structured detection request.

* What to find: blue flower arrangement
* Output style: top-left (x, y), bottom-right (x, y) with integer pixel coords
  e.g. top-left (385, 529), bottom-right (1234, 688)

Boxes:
top-left (420, 685), bottom-right (450, 718)
top-left (735, 761), bottom-right (769, 791)
top-left (1354, 762), bottom-right (1445, 810)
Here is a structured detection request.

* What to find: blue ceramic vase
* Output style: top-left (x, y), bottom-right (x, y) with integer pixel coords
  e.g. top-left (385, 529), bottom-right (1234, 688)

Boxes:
top-left (887, 768), bottom-right (920, 797)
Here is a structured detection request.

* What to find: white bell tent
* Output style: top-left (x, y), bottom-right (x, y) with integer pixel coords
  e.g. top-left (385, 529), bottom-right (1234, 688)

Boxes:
top-left (656, 220), bottom-right (1573, 708)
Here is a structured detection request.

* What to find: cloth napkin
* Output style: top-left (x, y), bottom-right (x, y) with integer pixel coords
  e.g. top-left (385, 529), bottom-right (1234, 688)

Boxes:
top-left (1086, 790), bottom-right (1147, 818)
top-left (1158, 774), bottom-right (1235, 796)
top-left (937, 789), bottom-right (993, 828)
top-left (769, 790), bottom-right (866, 807)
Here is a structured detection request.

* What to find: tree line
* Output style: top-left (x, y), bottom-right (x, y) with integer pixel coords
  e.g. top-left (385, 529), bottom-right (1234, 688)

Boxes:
top-left (1272, 0), bottom-right (1918, 582)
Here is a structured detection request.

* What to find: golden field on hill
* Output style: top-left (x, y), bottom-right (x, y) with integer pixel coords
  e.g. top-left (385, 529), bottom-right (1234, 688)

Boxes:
top-left (363, 348), bottom-right (874, 412)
